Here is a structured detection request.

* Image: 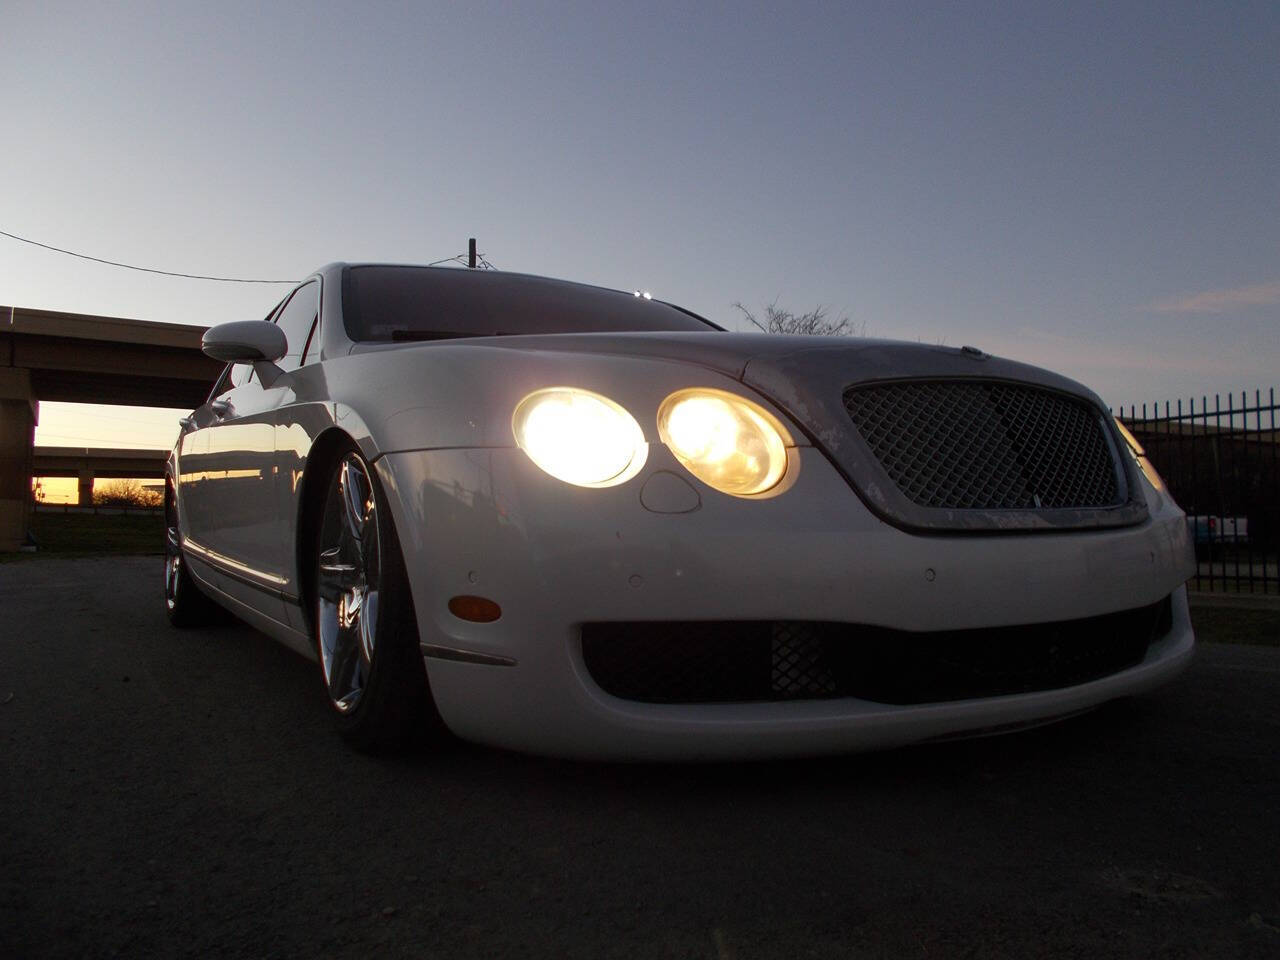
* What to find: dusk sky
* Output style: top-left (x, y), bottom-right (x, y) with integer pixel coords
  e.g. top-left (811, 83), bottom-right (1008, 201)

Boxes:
top-left (3, 1), bottom-right (1277, 471)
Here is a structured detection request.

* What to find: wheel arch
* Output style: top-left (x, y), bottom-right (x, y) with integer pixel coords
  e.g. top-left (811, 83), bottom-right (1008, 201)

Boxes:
top-left (164, 461), bottom-right (182, 542)
top-left (294, 427), bottom-right (360, 637)
top-left (295, 426), bottom-right (444, 748)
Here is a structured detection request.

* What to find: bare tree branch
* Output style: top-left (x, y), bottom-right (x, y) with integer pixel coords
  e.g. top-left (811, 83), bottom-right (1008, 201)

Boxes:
top-left (731, 302), bottom-right (769, 333)
top-left (733, 300), bottom-right (861, 337)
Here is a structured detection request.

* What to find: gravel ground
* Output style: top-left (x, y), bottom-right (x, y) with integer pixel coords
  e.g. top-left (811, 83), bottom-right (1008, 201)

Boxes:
top-left (2, 556), bottom-right (1278, 959)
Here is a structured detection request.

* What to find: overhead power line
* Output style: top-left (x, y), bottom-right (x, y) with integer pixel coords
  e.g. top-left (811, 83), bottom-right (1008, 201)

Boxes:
top-left (2, 227), bottom-right (498, 284)
top-left (35, 431), bottom-right (171, 448)
top-left (427, 249), bottom-right (498, 270)
top-left (0, 229), bottom-right (299, 284)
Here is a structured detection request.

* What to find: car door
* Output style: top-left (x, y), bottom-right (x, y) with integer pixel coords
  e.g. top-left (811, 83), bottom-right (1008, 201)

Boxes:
top-left (182, 282), bottom-right (320, 624)
top-left (177, 348), bottom-right (260, 593)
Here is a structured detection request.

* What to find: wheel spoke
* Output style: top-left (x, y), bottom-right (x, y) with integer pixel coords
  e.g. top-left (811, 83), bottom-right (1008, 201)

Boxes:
top-left (319, 546), bottom-right (356, 576)
top-left (345, 586), bottom-right (364, 624)
top-left (328, 618), bottom-right (362, 704)
top-left (361, 500), bottom-right (378, 563)
top-left (359, 588), bottom-right (378, 667)
top-left (341, 459), bottom-right (367, 541)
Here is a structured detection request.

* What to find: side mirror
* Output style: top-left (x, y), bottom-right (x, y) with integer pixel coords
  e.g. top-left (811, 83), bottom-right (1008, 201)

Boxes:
top-left (202, 321), bottom-right (288, 363)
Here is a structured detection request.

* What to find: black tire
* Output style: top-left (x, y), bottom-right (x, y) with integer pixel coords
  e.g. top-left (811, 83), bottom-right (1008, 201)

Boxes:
top-left (164, 482), bottom-right (222, 628)
top-left (314, 445), bottom-right (444, 753)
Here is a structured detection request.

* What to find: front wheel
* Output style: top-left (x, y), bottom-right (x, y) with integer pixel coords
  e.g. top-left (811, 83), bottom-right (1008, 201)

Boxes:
top-left (315, 448), bottom-right (441, 752)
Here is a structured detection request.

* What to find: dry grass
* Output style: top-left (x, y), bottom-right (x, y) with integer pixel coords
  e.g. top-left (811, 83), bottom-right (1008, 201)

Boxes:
top-left (12, 512), bottom-right (165, 559)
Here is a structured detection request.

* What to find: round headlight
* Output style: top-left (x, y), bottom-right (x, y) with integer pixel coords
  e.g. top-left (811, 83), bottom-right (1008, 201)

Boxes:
top-left (513, 388), bottom-right (647, 488)
top-left (657, 388), bottom-right (792, 496)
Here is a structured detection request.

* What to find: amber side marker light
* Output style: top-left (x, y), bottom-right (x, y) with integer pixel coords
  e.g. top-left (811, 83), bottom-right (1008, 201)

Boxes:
top-left (448, 595), bottom-right (503, 623)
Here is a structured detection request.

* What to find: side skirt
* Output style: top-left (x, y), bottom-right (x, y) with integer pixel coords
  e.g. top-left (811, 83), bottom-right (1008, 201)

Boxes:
top-left (186, 555), bottom-right (316, 662)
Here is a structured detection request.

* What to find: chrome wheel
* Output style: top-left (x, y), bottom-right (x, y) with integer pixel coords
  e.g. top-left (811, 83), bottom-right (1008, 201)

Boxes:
top-left (164, 490), bottom-right (181, 613)
top-left (317, 453), bottom-right (382, 713)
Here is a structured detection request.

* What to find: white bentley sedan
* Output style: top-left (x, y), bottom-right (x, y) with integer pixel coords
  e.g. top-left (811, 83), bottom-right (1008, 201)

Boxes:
top-left (166, 263), bottom-right (1196, 759)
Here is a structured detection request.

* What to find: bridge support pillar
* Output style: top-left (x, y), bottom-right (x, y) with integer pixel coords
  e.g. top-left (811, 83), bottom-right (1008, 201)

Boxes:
top-left (0, 369), bottom-right (38, 551)
top-left (78, 468), bottom-right (95, 506)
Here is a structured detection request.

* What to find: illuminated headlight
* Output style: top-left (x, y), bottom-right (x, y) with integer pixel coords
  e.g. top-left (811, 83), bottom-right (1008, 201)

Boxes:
top-left (513, 388), bottom-right (647, 487)
top-left (658, 388), bottom-right (793, 496)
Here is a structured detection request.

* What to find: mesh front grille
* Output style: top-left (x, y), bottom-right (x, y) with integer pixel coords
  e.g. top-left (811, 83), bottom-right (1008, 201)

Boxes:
top-left (580, 598), bottom-right (1172, 706)
top-left (842, 380), bottom-right (1121, 510)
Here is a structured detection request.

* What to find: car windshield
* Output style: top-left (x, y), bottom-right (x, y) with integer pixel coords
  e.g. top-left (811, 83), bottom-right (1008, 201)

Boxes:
top-left (342, 265), bottom-right (719, 342)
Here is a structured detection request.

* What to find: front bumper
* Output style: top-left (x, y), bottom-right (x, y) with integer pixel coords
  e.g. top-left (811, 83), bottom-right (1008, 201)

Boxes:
top-left (374, 445), bottom-right (1195, 760)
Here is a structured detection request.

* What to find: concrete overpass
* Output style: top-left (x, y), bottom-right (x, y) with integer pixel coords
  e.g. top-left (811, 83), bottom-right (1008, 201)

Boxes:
top-left (33, 446), bottom-right (169, 507)
top-left (2, 306), bottom-right (221, 549)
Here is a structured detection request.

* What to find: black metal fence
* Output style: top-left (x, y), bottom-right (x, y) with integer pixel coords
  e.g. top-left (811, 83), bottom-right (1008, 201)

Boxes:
top-left (1118, 388), bottom-right (1278, 595)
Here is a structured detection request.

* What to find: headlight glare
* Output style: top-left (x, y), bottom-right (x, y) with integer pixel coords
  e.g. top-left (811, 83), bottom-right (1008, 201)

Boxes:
top-left (658, 388), bottom-right (792, 496)
top-left (513, 388), bottom-right (647, 487)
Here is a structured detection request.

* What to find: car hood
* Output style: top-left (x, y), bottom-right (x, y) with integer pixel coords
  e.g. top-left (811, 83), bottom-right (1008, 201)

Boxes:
top-left (351, 329), bottom-right (1108, 452)
top-left (348, 331), bottom-right (1141, 533)
top-left (351, 330), bottom-right (1098, 400)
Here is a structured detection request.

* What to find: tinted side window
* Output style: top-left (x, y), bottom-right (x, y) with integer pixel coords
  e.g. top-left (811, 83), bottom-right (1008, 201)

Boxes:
top-left (274, 282), bottom-right (320, 371)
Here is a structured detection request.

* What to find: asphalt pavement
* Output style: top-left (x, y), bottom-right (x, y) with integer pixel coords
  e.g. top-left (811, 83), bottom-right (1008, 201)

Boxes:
top-left (2, 556), bottom-right (1278, 959)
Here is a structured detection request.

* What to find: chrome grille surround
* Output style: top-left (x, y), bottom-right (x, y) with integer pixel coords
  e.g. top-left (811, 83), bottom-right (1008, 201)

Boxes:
top-left (738, 343), bottom-right (1148, 532)
top-left (842, 380), bottom-right (1122, 511)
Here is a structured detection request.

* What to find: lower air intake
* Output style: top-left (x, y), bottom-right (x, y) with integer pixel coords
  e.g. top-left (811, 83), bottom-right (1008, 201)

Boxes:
top-left (580, 597), bottom-right (1172, 705)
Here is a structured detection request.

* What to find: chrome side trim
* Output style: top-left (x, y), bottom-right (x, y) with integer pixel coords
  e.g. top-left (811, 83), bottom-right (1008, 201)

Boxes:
top-left (182, 536), bottom-right (299, 604)
top-left (420, 644), bottom-right (517, 667)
